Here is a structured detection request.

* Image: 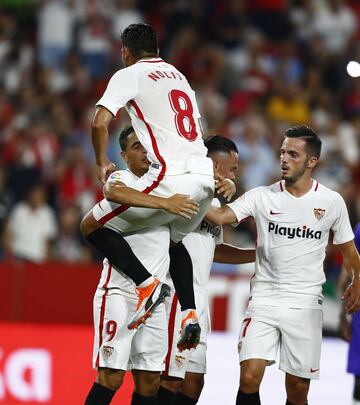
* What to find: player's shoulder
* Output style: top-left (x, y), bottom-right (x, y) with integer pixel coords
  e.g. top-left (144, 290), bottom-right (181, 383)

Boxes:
top-left (107, 169), bottom-right (137, 185)
top-left (247, 182), bottom-right (278, 197)
top-left (314, 181), bottom-right (344, 202)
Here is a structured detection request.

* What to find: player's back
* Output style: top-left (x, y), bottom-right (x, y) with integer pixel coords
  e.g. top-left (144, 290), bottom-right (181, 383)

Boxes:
top-left (97, 58), bottom-right (209, 175)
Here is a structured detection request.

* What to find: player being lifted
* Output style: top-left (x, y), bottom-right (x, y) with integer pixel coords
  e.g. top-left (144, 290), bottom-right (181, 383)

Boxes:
top-left (85, 23), bottom-right (232, 353)
top-left (158, 135), bottom-right (256, 405)
top-left (205, 126), bottom-right (360, 405)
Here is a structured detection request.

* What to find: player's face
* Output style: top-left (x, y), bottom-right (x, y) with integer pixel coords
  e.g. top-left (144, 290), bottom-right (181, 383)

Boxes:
top-left (213, 151), bottom-right (239, 180)
top-left (280, 137), bottom-right (312, 183)
top-left (122, 133), bottom-right (150, 177)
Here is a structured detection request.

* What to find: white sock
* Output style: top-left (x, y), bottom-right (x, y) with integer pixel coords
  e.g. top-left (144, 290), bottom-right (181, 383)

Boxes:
top-left (137, 276), bottom-right (155, 289)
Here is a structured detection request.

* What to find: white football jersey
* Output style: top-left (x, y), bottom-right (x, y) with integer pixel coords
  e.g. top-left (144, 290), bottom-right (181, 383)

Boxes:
top-left (227, 179), bottom-right (354, 308)
top-left (97, 169), bottom-right (170, 296)
top-left (183, 198), bottom-right (223, 287)
top-left (96, 58), bottom-right (208, 175)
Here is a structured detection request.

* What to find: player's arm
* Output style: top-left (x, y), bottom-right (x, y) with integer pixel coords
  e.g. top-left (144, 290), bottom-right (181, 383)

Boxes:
top-left (205, 205), bottom-right (237, 226)
top-left (91, 106), bottom-right (117, 184)
top-left (104, 181), bottom-right (199, 219)
top-left (214, 243), bottom-right (255, 264)
top-left (337, 240), bottom-right (360, 314)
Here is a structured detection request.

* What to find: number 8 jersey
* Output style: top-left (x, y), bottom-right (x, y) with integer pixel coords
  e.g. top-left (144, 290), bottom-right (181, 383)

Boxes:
top-left (96, 58), bottom-right (209, 175)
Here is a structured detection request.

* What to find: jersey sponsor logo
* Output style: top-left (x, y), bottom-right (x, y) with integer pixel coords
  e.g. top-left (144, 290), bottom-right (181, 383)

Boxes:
top-left (200, 220), bottom-right (221, 238)
top-left (314, 208), bottom-right (325, 221)
top-left (268, 222), bottom-right (322, 240)
top-left (175, 354), bottom-right (186, 369)
top-left (103, 346), bottom-right (114, 359)
top-left (310, 367), bottom-right (319, 373)
top-left (270, 210), bottom-right (283, 215)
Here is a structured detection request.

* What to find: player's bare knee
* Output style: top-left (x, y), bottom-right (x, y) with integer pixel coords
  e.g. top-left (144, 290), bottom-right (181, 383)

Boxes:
top-left (286, 375), bottom-right (309, 404)
top-left (132, 370), bottom-right (160, 396)
top-left (240, 370), bottom-right (262, 393)
top-left (181, 372), bottom-right (204, 399)
top-left (97, 368), bottom-right (125, 391)
top-left (160, 375), bottom-right (182, 394)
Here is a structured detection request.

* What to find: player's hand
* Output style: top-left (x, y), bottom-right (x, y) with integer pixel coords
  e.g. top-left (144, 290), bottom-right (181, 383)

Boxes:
top-left (97, 160), bottom-right (116, 184)
top-left (342, 278), bottom-right (360, 314)
top-left (164, 194), bottom-right (199, 219)
top-left (215, 174), bottom-right (236, 202)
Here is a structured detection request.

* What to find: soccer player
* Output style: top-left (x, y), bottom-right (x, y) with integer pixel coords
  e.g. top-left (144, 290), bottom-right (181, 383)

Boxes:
top-left (84, 126), bottom-right (184, 405)
top-left (157, 135), bottom-right (256, 405)
top-left (339, 222), bottom-right (360, 405)
top-left (87, 23), bottom-right (219, 341)
top-left (205, 125), bottom-right (360, 405)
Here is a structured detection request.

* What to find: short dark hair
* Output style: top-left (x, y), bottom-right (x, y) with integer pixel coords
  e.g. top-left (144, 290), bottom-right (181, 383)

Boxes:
top-left (285, 125), bottom-right (322, 159)
top-left (119, 125), bottom-right (135, 151)
top-left (120, 24), bottom-right (158, 59)
top-left (204, 135), bottom-right (238, 157)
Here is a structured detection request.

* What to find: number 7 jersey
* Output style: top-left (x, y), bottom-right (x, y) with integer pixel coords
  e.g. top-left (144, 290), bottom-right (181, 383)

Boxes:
top-left (96, 58), bottom-right (208, 175)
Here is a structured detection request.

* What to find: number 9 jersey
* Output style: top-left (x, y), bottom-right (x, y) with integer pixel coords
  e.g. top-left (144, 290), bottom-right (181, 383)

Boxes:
top-left (96, 58), bottom-right (209, 175)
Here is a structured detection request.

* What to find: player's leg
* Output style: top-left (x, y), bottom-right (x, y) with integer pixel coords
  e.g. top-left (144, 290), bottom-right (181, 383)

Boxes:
top-left (158, 376), bottom-right (182, 403)
top-left (85, 368), bottom-right (125, 405)
top-left (130, 293), bottom-right (168, 405)
top-left (284, 374), bottom-right (310, 405)
top-left (131, 370), bottom-right (160, 405)
top-left (169, 172), bottom-right (214, 350)
top-left (236, 306), bottom-right (280, 404)
top-left (354, 375), bottom-right (360, 404)
top-left (279, 307), bottom-right (322, 405)
top-left (81, 210), bottom-right (154, 286)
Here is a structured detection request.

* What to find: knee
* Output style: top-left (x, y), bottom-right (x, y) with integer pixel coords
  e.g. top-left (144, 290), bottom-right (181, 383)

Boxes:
top-left (240, 370), bottom-right (262, 393)
top-left (181, 373), bottom-right (204, 399)
top-left (97, 368), bottom-right (124, 391)
top-left (286, 378), bottom-right (309, 404)
top-left (80, 211), bottom-right (100, 237)
top-left (133, 371), bottom-right (160, 396)
top-left (160, 376), bottom-right (182, 394)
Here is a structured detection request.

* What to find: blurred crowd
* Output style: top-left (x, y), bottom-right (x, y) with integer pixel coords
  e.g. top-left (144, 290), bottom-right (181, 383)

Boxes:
top-left (0, 0), bottom-right (360, 292)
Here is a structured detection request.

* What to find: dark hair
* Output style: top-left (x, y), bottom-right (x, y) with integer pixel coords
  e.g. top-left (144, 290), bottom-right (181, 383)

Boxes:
top-left (120, 24), bottom-right (158, 59)
top-left (204, 134), bottom-right (238, 157)
top-left (285, 125), bottom-right (322, 159)
top-left (119, 125), bottom-right (135, 151)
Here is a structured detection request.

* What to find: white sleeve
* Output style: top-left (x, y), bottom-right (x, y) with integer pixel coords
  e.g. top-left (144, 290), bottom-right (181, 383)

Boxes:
top-left (96, 68), bottom-right (138, 116)
top-left (106, 170), bottom-right (134, 187)
top-left (331, 193), bottom-right (354, 245)
top-left (226, 189), bottom-right (256, 225)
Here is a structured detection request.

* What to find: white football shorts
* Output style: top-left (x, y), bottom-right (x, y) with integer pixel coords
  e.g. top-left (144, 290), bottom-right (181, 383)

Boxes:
top-left (93, 160), bottom-right (214, 243)
top-left (163, 286), bottom-right (210, 379)
top-left (238, 304), bottom-right (323, 379)
top-left (92, 287), bottom-right (168, 372)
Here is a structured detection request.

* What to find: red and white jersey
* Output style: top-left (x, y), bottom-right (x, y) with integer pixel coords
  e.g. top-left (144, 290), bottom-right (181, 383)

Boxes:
top-left (97, 169), bottom-right (170, 296)
top-left (183, 198), bottom-right (223, 288)
top-left (96, 58), bottom-right (208, 175)
top-left (227, 179), bottom-right (354, 308)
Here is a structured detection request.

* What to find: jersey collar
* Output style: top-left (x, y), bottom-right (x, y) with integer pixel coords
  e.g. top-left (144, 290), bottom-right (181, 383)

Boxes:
top-left (137, 58), bottom-right (164, 64)
top-left (279, 179), bottom-right (318, 197)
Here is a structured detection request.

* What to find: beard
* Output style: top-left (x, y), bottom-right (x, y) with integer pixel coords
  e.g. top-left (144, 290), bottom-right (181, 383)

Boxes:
top-left (281, 163), bottom-right (307, 183)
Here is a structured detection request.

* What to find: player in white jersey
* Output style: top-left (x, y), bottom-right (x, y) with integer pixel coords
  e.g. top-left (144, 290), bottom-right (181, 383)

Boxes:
top-left (205, 126), bottom-right (360, 405)
top-left (87, 23), bottom-right (219, 347)
top-left (84, 126), bottom-right (172, 405)
top-left (157, 135), bottom-right (256, 405)
top-left (83, 127), bottom-right (235, 405)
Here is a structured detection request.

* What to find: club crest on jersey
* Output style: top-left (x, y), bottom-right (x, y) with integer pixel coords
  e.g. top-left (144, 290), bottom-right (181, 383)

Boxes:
top-left (313, 208), bottom-right (325, 221)
top-left (175, 355), bottom-right (186, 368)
top-left (103, 346), bottom-right (114, 359)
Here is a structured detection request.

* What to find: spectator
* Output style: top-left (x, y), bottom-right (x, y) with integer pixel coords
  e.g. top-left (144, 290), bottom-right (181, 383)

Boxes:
top-left (4, 184), bottom-right (57, 262)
